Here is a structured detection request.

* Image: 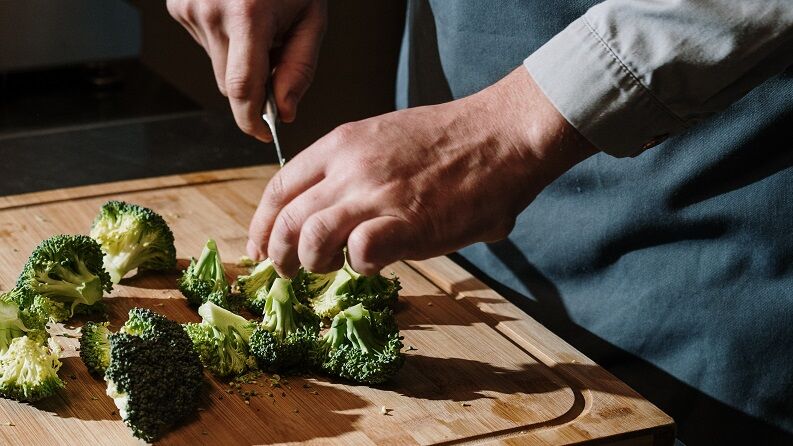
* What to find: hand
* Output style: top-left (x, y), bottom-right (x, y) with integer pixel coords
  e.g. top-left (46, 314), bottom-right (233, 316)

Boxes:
top-left (247, 67), bottom-right (597, 277)
top-left (167, 0), bottom-right (327, 141)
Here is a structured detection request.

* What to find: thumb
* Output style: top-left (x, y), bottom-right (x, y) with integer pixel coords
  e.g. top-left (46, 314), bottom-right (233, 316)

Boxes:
top-left (273, 2), bottom-right (327, 123)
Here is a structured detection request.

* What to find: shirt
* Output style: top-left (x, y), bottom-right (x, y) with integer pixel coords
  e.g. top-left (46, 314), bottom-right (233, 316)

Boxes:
top-left (396, 1), bottom-right (793, 444)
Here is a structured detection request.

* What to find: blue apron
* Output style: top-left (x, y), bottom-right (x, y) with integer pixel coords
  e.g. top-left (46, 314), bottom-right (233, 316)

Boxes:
top-left (396, 1), bottom-right (793, 444)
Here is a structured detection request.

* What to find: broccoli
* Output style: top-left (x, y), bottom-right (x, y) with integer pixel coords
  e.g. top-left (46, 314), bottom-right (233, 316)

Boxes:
top-left (178, 239), bottom-right (230, 309)
top-left (311, 303), bottom-right (404, 384)
top-left (16, 234), bottom-right (112, 318)
top-left (0, 336), bottom-right (64, 402)
top-left (183, 301), bottom-right (257, 377)
top-left (104, 308), bottom-right (203, 442)
top-left (0, 290), bottom-right (48, 349)
top-left (236, 258), bottom-right (279, 315)
top-left (248, 278), bottom-right (319, 373)
top-left (307, 261), bottom-right (400, 319)
top-left (89, 200), bottom-right (177, 284)
top-left (79, 321), bottom-right (111, 376)
top-left (292, 267), bottom-right (336, 305)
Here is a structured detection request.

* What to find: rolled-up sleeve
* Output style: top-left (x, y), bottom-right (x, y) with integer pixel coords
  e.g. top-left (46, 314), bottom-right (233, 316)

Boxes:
top-left (524, 0), bottom-right (793, 157)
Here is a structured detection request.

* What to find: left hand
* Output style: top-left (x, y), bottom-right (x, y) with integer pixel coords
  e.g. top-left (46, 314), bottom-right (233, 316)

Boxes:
top-left (247, 67), bottom-right (597, 277)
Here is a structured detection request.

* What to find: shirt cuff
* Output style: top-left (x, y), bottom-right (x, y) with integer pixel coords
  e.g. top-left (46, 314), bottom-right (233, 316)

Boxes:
top-left (523, 17), bottom-right (686, 157)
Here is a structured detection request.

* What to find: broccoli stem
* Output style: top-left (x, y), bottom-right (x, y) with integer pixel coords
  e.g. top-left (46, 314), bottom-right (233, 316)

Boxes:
top-left (262, 278), bottom-right (298, 339)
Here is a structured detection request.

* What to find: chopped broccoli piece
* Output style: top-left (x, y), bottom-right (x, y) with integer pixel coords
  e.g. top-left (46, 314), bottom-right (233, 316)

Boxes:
top-left (89, 200), bottom-right (176, 284)
top-left (105, 308), bottom-right (203, 442)
top-left (0, 290), bottom-right (48, 352)
top-left (79, 321), bottom-right (111, 376)
top-left (183, 302), bottom-right (257, 377)
top-left (236, 258), bottom-right (279, 315)
top-left (312, 303), bottom-right (404, 384)
top-left (308, 267), bottom-right (355, 319)
top-left (292, 267), bottom-right (336, 305)
top-left (0, 336), bottom-right (64, 402)
top-left (307, 261), bottom-right (400, 319)
top-left (178, 239), bottom-right (230, 309)
top-left (16, 234), bottom-right (112, 318)
top-left (248, 278), bottom-right (319, 373)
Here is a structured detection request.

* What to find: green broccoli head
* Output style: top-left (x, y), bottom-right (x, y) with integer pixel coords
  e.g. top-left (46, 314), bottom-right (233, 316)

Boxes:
top-left (0, 336), bottom-right (64, 402)
top-left (3, 287), bottom-right (69, 325)
top-left (236, 258), bottom-right (279, 315)
top-left (0, 290), bottom-right (49, 352)
top-left (306, 261), bottom-right (401, 319)
top-left (312, 303), bottom-right (404, 385)
top-left (178, 239), bottom-right (230, 309)
top-left (79, 321), bottom-right (111, 376)
top-left (105, 308), bottom-right (204, 442)
top-left (16, 234), bottom-right (112, 318)
top-left (249, 278), bottom-right (319, 373)
top-left (292, 267), bottom-right (336, 305)
top-left (183, 301), bottom-right (257, 377)
top-left (89, 200), bottom-right (177, 284)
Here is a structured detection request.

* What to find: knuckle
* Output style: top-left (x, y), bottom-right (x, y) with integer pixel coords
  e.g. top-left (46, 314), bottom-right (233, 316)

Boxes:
top-left (300, 215), bottom-right (332, 254)
top-left (329, 122), bottom-right (358, 146)
top-left (273, 208), bottom-right (301, 242)
top-left (225, 75), bottom-right (254, 100)
top-left (264, 175), bottom-right (286, 207)
top-left (195, 1), bottom-right (221, 25)
top-left (285, 60), bottom-right (316, 87)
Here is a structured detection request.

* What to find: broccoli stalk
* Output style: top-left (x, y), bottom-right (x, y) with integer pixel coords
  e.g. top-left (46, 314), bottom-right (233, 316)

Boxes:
top-left (104, 308), bottom-right (203, 442)
top-left (16, 235), bottom-right (112, 318)
top-left (0, 336), bottom-right (64, 402)
top-left (307, 260), bottom-right (401, 319)
top-left (178, 239), bottom-right (230, 309)
top-left (312, 303), bottom-right (404, 384)
top-left (236, 258), bottom-right (279, 315)
top-left (90, 200), bottom-right (177, 284)
top-left (249, 278), bottom-right (319, 373)
top-left (183, 302), bottom-right (257, 377)
top-left (79, 321), bottom-right (111, 376)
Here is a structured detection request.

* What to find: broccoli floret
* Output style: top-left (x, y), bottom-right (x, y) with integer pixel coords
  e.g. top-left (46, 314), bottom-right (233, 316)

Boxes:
top-left (307, 261), bottom-right (401, 319)
top-left (105, 308), bottom-right (203, 442)
top-left (236, 258), bottom-right (279, 315)
top-left (312, 303), bottom-right (404, 384)
top-left (178, 239), bottom-right (230, 309)
top-left (183, 302), bottom-right (257, 377)
top-left (292, 267), bottom-right (336, 305)
top-left (89, 200), bottom-right (177, 284)
top-left (16, 235), bottom-right (112, 318)
top-left (0, 336), bottom-right (64, 402)
top-left (0, 290), bottom-right (48, 351)
top-left (248, 278), bottom-right (319, 373)
top-left (79, 321), bottom-right (111, 376)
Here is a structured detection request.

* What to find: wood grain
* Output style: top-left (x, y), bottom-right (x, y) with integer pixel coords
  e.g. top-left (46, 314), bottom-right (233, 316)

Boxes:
top-left (0, 166), bottom-right (674, 445)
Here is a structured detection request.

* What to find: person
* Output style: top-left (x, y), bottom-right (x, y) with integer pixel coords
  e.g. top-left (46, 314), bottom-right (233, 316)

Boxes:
top-left (166, 1), bottom-right (793, 443)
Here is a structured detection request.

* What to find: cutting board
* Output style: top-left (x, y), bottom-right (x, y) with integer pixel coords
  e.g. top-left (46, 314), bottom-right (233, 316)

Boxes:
top-left (0, 166), bottom-right (674, 445)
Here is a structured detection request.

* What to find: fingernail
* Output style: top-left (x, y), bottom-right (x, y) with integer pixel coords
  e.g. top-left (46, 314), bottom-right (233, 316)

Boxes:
top-left (246, 239), bottom-right (261, 260)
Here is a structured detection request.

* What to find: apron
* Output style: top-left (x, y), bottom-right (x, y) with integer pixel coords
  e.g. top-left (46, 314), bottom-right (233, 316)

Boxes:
top-left (397, 1), bottom-right (793, 444)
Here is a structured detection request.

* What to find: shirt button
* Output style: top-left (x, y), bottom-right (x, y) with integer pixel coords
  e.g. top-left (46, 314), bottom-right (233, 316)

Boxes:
top-left (641, 133), bottom-right (669, 150)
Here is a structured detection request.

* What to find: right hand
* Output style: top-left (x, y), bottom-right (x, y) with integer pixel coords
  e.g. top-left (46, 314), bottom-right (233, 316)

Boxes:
top-left (167, 0), bottom-right (327, 141)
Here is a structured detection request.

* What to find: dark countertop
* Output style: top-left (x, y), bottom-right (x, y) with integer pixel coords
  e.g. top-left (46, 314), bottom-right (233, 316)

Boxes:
top-left (0, 112), bottom-right (279, 196)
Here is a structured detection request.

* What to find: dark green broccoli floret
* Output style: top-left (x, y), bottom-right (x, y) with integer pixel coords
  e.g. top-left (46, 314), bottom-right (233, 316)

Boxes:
top-left (89, 200), bottom-right (176, 284)
top-left (104, 308), bottom-right (203, 442)
top-left (16, 234), bottom-right (112, 318)
top-left (183, 302), bottom-right (257, 377)
top-left (236, 258), bottom-right (279, 315)
top-left (0, 336), bottom-right (64, 402)
top-left (248, 278), bottom-right (319, 373)
top-left (178, 239), bottom-right (230, 309)
top-left (79, 321), bottom-right (111, 376)
top-left (307, 261), bottom-right (400, 319)
top-left (312, 303), bottom-right (404, 384)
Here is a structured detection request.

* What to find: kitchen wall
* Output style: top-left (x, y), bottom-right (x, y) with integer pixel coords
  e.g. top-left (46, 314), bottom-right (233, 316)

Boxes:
top-left (133, 1), bottom-right (407, 157)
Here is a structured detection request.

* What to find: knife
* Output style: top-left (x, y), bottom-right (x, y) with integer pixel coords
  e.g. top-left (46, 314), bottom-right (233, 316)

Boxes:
top-left (261, 81), bottom-right (286, 167)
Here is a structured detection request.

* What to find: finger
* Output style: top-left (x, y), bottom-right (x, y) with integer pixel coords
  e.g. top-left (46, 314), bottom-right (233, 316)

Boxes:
top-left (272, 1), bottom-right (327, 123)
top-left (298, 204), bottom-right (376, 273)
top-left (346, 216), bottom-right (416, 275)
top-left (205, 30), bottom-right (229, 96)
top-left (225, 23), bottom-right (273, 142)
top-left (266, 182), bottom-right (351, 278)
top-left (247, 154), bottom-right (325, 260)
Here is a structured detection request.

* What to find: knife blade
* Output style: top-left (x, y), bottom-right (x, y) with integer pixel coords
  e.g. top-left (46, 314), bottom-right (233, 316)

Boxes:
top-left (261, 81), bottom-right (285, 167)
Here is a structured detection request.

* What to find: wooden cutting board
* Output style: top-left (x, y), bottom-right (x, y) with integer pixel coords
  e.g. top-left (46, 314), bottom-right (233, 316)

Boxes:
top-left (0, 166), bottom-right (674, 446)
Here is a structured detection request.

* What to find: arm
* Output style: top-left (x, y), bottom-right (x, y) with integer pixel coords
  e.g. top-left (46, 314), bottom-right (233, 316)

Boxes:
top-left (248, 0), bottom-right (793, 276)
top-left (167, 0), bottom-right (327, 142)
